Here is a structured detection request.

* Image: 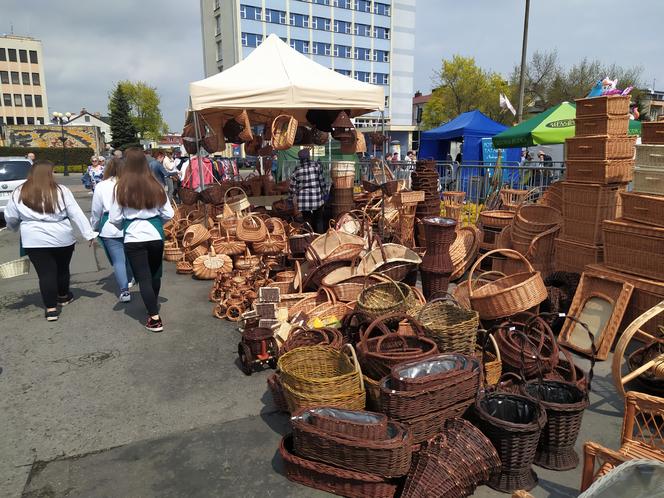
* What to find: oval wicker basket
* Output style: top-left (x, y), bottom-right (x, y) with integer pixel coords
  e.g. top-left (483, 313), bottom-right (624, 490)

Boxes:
top-left (236, 214), bottom-right (267, 243)
top-left (192, 247), bottom-right (233, 280)
top-left (224, 187), bottom-right (250, 213)
top-left (163, 239), bottom-right (184, 262)
top-left (184, 244), bottom-right (208, 263)
top-left (212, 232), bottom-right (246, 256)
top-left (272, 114), bottom-right (298, 151)
top-left (182, 223), bottom-right (211, 249)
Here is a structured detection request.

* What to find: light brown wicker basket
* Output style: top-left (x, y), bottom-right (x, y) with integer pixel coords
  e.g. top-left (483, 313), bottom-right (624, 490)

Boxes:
top-left (0, 257), bottom-right (30, 279)
top-left (272, 114), bottom-right (298, 151)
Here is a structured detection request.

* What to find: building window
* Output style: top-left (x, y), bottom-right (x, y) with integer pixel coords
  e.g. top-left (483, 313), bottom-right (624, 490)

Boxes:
top-left (290, 13), bottom-right (309, 28)
top-left (290, 39), bottom-right (309, 54)
top-left (357, 0), bottom-right (371, 12)
top-left (19, 49), bottom-right (28, 63)
top-left (14, 94), bottom-right (22, 106)
top-left (314, 0), bottom-right (330, 4)
top-left (11, 72), bottom-right (19, 84)
top-left (3, 94), bottom-right (11, 106)
top-left (32, 73), bottom-right (40, 85)
top-left (241, 33), bottom-right (248, 46)
top-left (0, 48), bottom-right (5, 61)
top-left (312, 42), bottom-right (331, 56)
top-left (355, 71), bottom-right (370, 83)
top-left (27, 117), bottom-right (34, 125)
top-left (84, 114), bottom-right (90, 122)
top-left (8, 49), bottom-right (17, 62)
top-left (16, 117), bottom-right (24, 125)
top-left (215, 15), bottom-right (221, 35)
top-left (34, 95), bottom-right (43, 107)
top-left (6, 117), bottom-right (15, 125)
top-left (266, 9), bottom-right (287, 24)
top-left (334, 20), bottom-right (352, 34)
top-left (374, 2), bottom-right (390, 16)
top-left (241, 33), bottom-right (263, 48)
top-left (385, 96), bottom-right (389, 108)
top-left (37, 117), bottom-right (44, 124)
top-left (240, 5), bottom-right (262, 20)
top-left (240, 5), bottom-right (246, 18)
top-left (216, 40), bottom-right (222, 61)
top-left (0, 71), bottom-right (8, 84)
top-left (335, 68), bottom-right (352, 76)
top-left (371, 73), bottom-right (377, 84)
top-left (22, 72), bottom-right (30, 85)
top-left (381, 74), bottom-right (389, 85)
top-left (375, 26), bottom-right (390, 39)
top-left (24, 94), bottom-right (33, 107)
top-left (312, 16), bottom-right (331, 31)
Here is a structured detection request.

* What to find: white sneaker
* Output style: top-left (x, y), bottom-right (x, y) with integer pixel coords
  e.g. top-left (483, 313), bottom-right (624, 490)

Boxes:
top-left (128, 279), bottom-right (136, 289)
top-left (119, 291), bottom-right (131, 303)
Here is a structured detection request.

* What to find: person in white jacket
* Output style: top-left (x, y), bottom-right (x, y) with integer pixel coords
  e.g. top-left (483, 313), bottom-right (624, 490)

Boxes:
top-left (109, 148), bottom-right (174, 332)
top-left (90, 158), bottom-right (133, 303)
top-left (4, 160), bottom-right (98, 321)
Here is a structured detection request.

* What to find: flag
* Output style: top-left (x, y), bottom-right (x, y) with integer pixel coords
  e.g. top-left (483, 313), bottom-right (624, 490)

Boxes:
top-left (499, 93), bottom-right (516, 116)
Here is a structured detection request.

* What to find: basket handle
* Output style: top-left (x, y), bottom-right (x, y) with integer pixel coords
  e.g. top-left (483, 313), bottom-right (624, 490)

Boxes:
top-left (224, 186), bottom-right (247, 203)
top-left (467, 248), bottom-right (535, 298)
top-left (317, 286), bottom-right (336, 305)
top-left (342, 343), bottom-right (363, 385)
top-left (293, 260), bottom-right (302, 292)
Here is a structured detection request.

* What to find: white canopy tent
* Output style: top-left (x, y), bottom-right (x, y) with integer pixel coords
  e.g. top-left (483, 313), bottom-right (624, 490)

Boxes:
top-left (188, 34), bottom-right (384, 127)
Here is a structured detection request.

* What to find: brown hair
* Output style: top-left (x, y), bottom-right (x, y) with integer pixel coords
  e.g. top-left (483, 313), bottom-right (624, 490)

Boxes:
top-left (19, 160), bottom-right (62, 214)
top-left (115, 147), bottom-right (166, 209)
top-left (103, 158), bottom-right (125, 180)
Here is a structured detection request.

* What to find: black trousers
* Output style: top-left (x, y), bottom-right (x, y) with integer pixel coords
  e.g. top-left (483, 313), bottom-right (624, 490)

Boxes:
top-left (124, 240), bottom-right (164, 316)
top-left (25, 244), bottom-right (75, 309)
top-left (301, 208), bottom-right (324, 234)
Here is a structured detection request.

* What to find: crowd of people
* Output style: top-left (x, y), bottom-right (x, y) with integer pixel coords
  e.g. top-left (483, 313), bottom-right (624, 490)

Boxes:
top-left (5, 148), bottom-right (174, 332)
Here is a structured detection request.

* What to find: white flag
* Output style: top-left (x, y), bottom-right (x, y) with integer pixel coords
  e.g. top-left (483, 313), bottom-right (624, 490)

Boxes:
top-left (500, 93), bottom-right (517, 116)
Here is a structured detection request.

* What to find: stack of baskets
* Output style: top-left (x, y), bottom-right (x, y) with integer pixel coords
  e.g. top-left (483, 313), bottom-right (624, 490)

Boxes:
top-left (411, 161), bottom-right (441, 245)
top-left (330, 161), bottom-right (356, 218)
top-left (555, 95), bottom-right (633, 273)
top-left (441, 190), bottom-right (465, 223)
top-left (419, 216), bottom-right (457, 299)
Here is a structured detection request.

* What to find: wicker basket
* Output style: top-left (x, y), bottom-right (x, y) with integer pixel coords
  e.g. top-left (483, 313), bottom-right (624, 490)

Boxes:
top-left (163, 240), bottom-right (183, 262)
top-left (480, 210), bottom-right (516, 229)
top-left (620, 191), bottom-right (664, 228)
top-left (575, 95), bottom-right (630, 117)
top-left (635, 144), bottom-right (664, 169)
top-left (304, 407), bottom-right (388, 440)
top-left (267, 373), bottom-right (289, 412)
top-left (574, 115), bottom-right (629, 137)
top-left (565, 158), bottom-right (634, 184)
top-left (192, 247), bottom-right (233, 280)
top-left (554, 237), bottom-right (603, 274)
top-left (182, 223), bottom-right (211, 248)
top-left (477, 331), bottom-right (502, 386)
top-left (641, 120), bottom-right (664, 144)
top-left (278, 344), bottom-right (365, 412)
top-left (566, 136), bottom-right (636, 161)
top-left (272, 114), bottom-right (298, 150)
top-left (253, 232), bottom-right (287, 255)
top-left (307, 229), bottom-right (365, 263)
top-left (356, 278), bottom-right (419, 321)
top-left (0, 257), bottom-right (30, 279)
top-left (561, 181), bottom-right (625, 245)
top-left (279, 435), bottom-right (398, 498)
top-left (224, 187), bottom-right (250, 213)
top-left (467, 249), bottom-right (547, 320)
top-left (179, 187), bottom-right (199, 205)
top-left (184, 244), bottom-right (208, 263)
top-left (408, 296), bottom-right (479, 354)
top-left (236, 214), bottom-right (267, 242)
top-left (603, 218), bottom-right (664, 281)
top-left (287, 287), bottom-right (336, 320)
top-left (279, 327), bottom-right (344, 356)
top-left (212, 232), bottom-right (246, 256)
top-left (633, 165), bottom-right (664, 196)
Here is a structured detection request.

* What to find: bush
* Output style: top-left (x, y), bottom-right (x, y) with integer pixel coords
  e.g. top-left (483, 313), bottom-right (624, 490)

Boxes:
top-left (53, 165), bottom-right (86, 174)
top-left (0, 146), bottom-right (96, 166)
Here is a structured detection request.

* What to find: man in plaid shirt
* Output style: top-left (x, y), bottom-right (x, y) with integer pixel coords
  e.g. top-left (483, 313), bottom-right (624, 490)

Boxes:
top-left (289, 148), bottom-right (326, 232)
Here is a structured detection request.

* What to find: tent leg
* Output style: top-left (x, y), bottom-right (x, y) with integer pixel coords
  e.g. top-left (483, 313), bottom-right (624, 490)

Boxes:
top-left (191, 104), bottom-right (208, 228)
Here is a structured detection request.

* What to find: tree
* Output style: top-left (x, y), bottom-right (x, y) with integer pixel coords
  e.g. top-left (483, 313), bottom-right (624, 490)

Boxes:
top-left (108, 84), bottom-right (138, 149)
top-left (118, 81), bottom-right (168, 141)
top-left (422, 55), bottom-right (512, 129)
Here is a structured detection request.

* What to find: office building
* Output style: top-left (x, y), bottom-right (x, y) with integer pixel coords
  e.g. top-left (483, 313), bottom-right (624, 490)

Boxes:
top-left (200, 0), bottom-right (416, 150)
top-left (0, 35), bottom-right (49, 128)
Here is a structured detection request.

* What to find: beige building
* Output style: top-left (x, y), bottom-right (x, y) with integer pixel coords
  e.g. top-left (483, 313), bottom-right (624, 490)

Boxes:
top-left (0, 35), bottom-right (49, 127)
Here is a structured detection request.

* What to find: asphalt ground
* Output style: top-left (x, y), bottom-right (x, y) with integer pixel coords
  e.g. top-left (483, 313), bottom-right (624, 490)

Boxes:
top-left (0, 174), bottom-right (627, 497)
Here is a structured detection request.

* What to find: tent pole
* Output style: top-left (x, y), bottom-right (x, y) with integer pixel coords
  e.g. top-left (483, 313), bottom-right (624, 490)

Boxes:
top-left (516, 0), bottom-right (531, 123)
top-left (191, 101), bottom-right (208, 228)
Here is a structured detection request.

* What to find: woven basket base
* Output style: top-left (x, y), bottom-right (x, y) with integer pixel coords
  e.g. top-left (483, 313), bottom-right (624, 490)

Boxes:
top-left (534, 446), bottom-right (579, 471)
top-left (488, 469), bottom-right (538, 493)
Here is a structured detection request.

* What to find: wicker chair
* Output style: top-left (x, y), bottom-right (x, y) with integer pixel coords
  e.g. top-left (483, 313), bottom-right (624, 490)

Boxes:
top-left (580, 391), bottom-right (664, 492)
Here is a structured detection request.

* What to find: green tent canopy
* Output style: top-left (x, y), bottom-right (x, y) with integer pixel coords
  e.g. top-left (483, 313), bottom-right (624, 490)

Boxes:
top-left (492, 101), bottom-right (640, 148)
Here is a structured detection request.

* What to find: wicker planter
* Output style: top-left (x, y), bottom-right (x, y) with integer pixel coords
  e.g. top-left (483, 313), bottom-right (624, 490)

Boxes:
top-left (421, 216), bottom-right (457, 246)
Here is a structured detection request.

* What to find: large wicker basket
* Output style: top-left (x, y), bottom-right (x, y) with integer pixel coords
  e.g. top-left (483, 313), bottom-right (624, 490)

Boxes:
top-left (0, 257), bottom-right (30, 279)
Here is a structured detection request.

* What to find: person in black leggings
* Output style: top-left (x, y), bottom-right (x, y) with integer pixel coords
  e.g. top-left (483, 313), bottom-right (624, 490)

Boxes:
top-left (109, 147), bottom-right (174, 332)
top-left (24, 245), bottom-right (75, 310)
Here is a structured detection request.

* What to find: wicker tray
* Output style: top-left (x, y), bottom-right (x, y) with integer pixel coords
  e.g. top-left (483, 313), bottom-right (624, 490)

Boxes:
top-left (554, 237), bottom-right (603, 274)
top-left (561, 181), bottom-right (625, 245)
top-left (565, 158), bottom-right (634, 184)
top-left (633, 165), bottom-right (664, 196)
top-left (566, 136), bottom-right (636, 161)
top-left (575, 95), bottom-right (630, 117)
top-left (620, 191), bottom-right (664, 228)
top-left (635, 144), bottom-right (664, 169)
top-left (603, 218), bottom-right (664, 281)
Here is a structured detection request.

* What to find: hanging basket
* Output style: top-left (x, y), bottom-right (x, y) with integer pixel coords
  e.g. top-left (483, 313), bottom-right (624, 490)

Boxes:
top-left (272, 114), bottom-right (298, 150)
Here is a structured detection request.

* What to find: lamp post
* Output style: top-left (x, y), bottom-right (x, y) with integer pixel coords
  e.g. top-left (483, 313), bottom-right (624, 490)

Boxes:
top-left (52, 112), bottom-right (72, 176)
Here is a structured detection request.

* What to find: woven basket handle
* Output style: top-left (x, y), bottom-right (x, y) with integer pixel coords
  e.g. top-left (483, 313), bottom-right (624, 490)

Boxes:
top-left (317, 286), bottom-right (336, 305)
top-left (375, 333), bottom-right (409, 353)
top-left (470, 270), bottom-right (506, 290)
top-left (305, 244), bottom-right (323, 266)
top-left (342, 344), bottom-right (363, 390)
top-left (363, 272), bottom-right (407, 305)
top-left (224, 186), bottom-right (247, 203)
top-left (416, 293), bottom-right (461, 323)
top-left (467, 248), bottom-right (535, 298)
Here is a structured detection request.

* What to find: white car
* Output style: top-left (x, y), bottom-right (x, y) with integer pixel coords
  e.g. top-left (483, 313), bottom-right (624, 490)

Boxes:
top-left (0, 157), bottom-right (32, 220)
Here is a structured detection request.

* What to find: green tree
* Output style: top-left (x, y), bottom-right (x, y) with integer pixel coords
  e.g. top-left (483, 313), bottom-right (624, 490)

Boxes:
top-left (118, 81), bottom-right (168, 141)
top-left (108, 84), bottom-right (138, 149)
top-left (422, 55), bottom-right (512, 129)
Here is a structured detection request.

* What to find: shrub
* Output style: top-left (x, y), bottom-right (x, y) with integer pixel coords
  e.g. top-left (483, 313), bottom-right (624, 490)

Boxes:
top-left (0, 146), bottom-right (96, 166)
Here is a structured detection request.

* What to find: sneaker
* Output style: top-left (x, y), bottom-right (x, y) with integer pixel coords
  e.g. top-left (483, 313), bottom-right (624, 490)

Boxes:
top-left (45, 309), bottom-right (59, 322)
top-left (57, 292), bottom-right (74, 306)
top-left (145, 316), bottom-right (164, 333)
top-left (128, 278), bottom-right (136, 289)
top-left (119, 291), bottom-right (131, 303)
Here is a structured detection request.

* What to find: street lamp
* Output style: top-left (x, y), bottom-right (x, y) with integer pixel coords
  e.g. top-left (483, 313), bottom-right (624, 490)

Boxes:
top-left (52, 112), bottom-right (72, 176)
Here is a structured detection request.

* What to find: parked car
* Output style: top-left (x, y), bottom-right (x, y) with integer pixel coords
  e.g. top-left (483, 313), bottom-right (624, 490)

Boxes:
top-left (0, 157), bottom-right (32, 220)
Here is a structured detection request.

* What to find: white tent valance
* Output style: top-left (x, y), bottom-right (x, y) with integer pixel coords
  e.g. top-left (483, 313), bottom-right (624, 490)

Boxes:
top-left (188, 34), bottom-right (384, 125)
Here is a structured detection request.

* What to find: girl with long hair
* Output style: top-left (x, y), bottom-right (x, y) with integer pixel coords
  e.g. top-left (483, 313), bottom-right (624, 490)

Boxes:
top-left (4, 160), bottom-right (98, 321)
top-left (109, 147), bottom-right (174, 332)
top-left (90, 158), bottom-right (133, 303)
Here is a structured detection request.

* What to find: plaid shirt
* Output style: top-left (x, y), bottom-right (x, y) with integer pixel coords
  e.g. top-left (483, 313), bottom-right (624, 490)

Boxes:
top-left (289, 159), bottom-right (325, 212)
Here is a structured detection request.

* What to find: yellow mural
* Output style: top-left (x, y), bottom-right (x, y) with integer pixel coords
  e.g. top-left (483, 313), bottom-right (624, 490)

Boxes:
top-left (5, 125), bottom-right (103, 152)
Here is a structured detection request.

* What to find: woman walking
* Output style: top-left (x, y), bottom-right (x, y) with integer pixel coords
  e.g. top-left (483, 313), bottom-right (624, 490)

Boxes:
top-left (109, 148), bottom-right (173, 332)
top-left (90, 158), bottom-right (133, 303)
top-left (4, 160), bottom-right (98, 321)
top-left (82, 155), bottom-right (105, 193)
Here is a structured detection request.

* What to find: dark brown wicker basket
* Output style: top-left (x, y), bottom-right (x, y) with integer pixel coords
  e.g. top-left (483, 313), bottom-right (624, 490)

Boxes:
top-left (267, 373), bottom-right (289, 413)
top-left (278, 327), bottom-right (344, 357)
top-left (280, 435), bottom-right (399, 498)
top-left (294, 406), bottom-right (388, 441)
top-left (179, 187), bottom-right (199, 205)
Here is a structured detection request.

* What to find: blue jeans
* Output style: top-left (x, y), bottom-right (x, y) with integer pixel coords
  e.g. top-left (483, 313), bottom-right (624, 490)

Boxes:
top-left (101, 236), bottom-right (133, 292)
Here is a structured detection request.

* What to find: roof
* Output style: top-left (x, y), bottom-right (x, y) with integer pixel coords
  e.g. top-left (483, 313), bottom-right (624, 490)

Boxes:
top-left (189, 34), bottom-right (384, 125)
top-left (413, 93), bottom-right (431, 105)
top-left (67, 111), bottom-right (109, 125)
top-left (421, 110), bottom-right (507, 140)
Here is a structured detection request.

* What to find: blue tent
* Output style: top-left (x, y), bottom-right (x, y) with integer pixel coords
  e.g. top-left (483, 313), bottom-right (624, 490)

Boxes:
top-left (418, 110), bottom-right (520, 164)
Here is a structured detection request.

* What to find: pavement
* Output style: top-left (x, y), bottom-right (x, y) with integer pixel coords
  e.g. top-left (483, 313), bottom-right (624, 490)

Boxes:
top-left (0, 174), bottom-right (627, 498)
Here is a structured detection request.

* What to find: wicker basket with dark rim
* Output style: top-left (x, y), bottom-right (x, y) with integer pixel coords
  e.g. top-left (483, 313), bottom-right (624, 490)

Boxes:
top-left (279, 435), bottom-right (399, 498)
top-left (294, 406), bottom-right (388, 441)
top-left (267, 373), bottom-right (289, 412)
top-left (278, 326), bottom-right (344, 357)
top-left (291, 413), bottom-right (412, 478)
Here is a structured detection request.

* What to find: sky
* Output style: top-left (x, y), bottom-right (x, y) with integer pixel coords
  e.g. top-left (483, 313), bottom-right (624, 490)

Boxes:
top-left (3, 0), bottom-right (663, 131)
